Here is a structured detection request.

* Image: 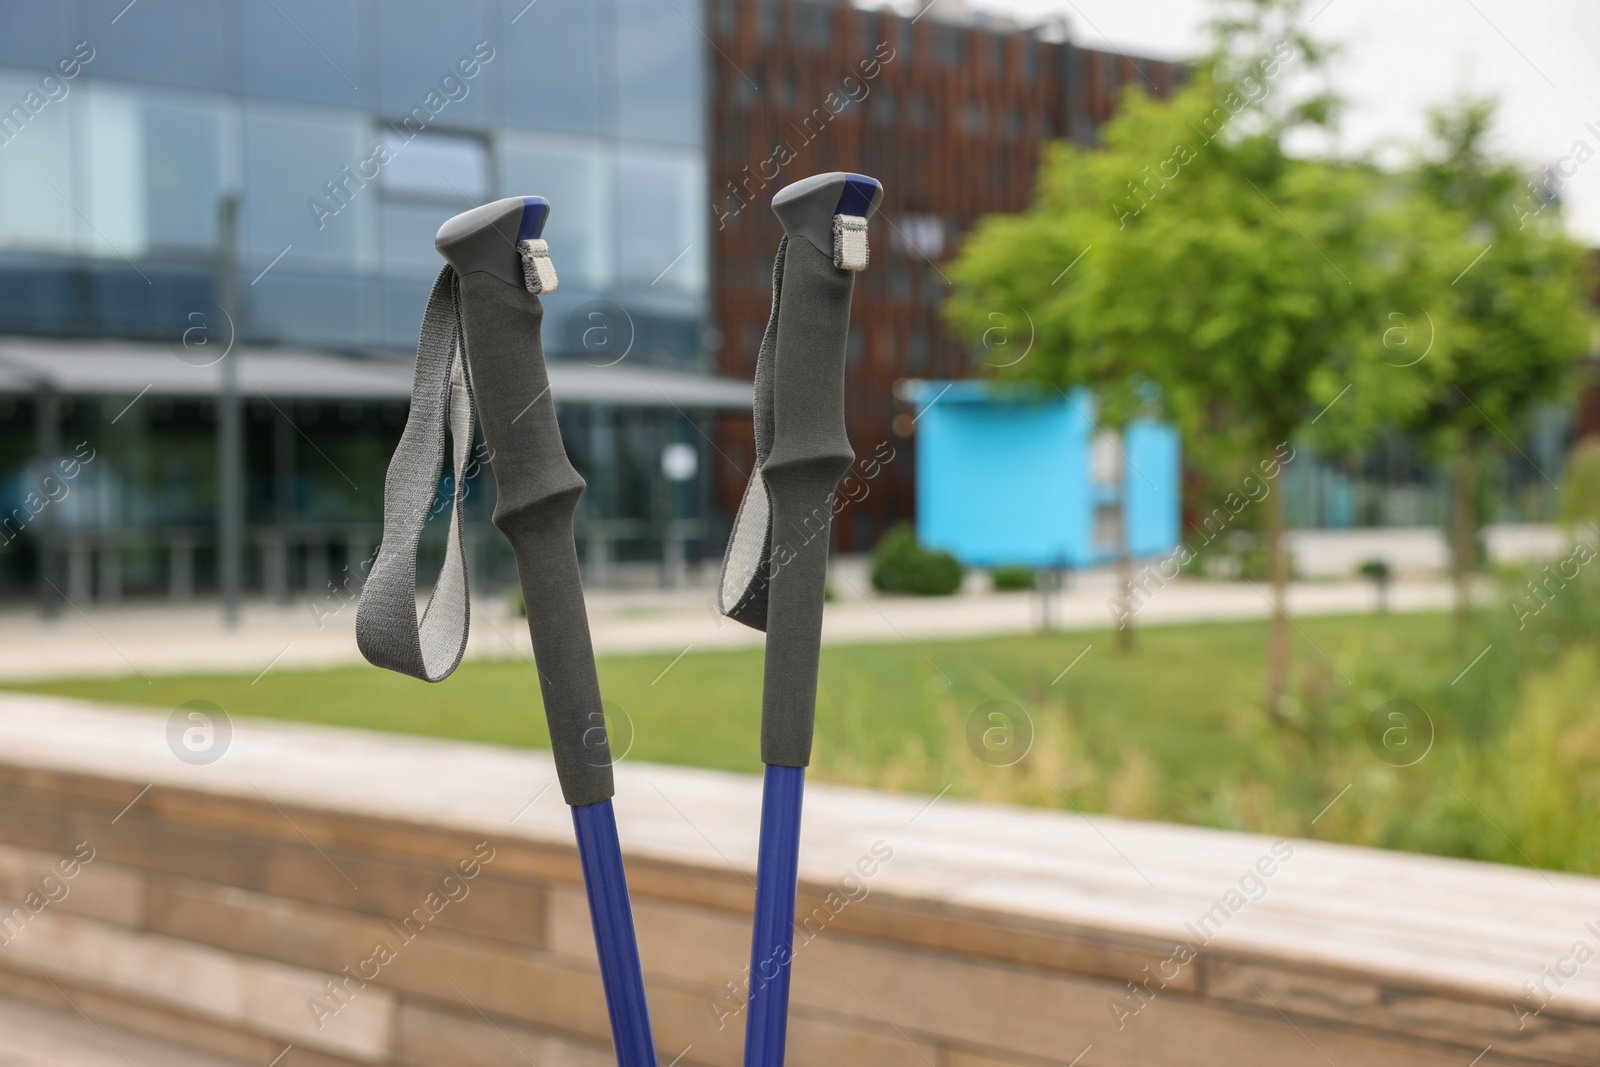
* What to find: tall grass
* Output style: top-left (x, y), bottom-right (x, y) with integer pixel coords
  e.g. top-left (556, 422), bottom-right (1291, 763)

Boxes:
top-left (815, 556), bottom-right (1600, 875)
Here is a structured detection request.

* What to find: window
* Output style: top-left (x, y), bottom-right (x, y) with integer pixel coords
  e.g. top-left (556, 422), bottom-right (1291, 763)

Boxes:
top-left (733, 68), bottom-right (764, 108)
top-left (798, 4), bottom-right (831, 48)
top-left (89, 0), bottom-right (229, 92)
top-left (0, 72), bottom-right (75, 255)
top-left (617, 0), bottom-right (705, 147)
top-left (243, 103), bottom-right (371, 272)
top-left (505, 0), bottom-right (605, 136)
top-left (81, 87), bottom-right (147, 260)
top-left (888, 267), bottom-right (911, 300)
top-left (860, 13), bottom-right (881, 55)
top-left (376, 0), bottom-right (489, 128)
top-left (907, 330), bottom-right (929, 371)
top-left (141, 92), bottom-right (230, 253)
top-left (936, 26), bottom-right (964, 67)
top-left (616, 148), bottom-right (706, 293)
top-left (0, 6), bottom-right (74, 68)
top-left (499, 132), bottom-right (614, 291)
top-left (243, 0), bottom-right (362, 108)
top-left (252, 271), bottom-right (368, 348)
top-left (379, 131), bottom-right (490, 201)
top-left (986, 34), bottom-right (1004, 73)
top-left (892, 215), bottom-right (944, 259)
top-left (379, 202), bottom-right (450, 277)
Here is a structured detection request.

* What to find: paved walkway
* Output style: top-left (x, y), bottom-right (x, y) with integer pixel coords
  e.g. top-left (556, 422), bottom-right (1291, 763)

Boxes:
top-left (0, 558), bottom-right (1454, 682)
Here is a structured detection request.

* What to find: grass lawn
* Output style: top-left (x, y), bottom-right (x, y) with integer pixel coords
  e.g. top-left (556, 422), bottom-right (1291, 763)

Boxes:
top-left (5, 613), bottom-right (1457, 833)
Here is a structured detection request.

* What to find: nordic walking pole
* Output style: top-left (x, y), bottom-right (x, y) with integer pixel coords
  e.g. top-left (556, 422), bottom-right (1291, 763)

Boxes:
top-left (716, 172), bottom-right (883, 1067)
top-left (356, 196), bottom-right (658, 1066)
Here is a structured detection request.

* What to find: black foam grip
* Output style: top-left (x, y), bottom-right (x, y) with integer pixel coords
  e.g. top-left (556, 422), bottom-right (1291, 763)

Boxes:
top-left (457, 270), bottom-right (615, 806)
top-left (759, 236), bottom-right (857, 767)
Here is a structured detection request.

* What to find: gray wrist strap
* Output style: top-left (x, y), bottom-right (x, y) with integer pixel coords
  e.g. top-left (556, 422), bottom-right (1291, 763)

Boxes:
top-left (356, 267), bottom-right (475, 683)
top-left (715, 235), bottom-right (786, 633)
top-left (718, 209), bottom-right (873, 637)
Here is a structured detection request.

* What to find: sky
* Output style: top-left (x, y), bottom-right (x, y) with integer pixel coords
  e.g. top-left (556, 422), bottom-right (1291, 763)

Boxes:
top-left (899, 0), bottom-right (1600, 243)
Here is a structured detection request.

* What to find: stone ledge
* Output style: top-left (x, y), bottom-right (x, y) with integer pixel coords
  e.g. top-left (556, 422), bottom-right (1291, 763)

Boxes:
top-left (0, 692), bottom-right (1591, 1065)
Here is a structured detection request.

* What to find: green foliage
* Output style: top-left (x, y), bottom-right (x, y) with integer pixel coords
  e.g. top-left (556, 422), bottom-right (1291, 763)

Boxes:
top-left (869, 524), bottom-right (965, 596)
top-left (1260, 558), bottom-right (1600, 872)
top-left (1559, 438), bottom-right (1600, 530)
top-left (1401, 98), bottom-right (1593, 448)
top-left (945, 0), bottom-right (1434, 464)
top-left (1358, 559), bottom-right (1390, 582)
top-left (990, 565), bottom-right (1036, 591)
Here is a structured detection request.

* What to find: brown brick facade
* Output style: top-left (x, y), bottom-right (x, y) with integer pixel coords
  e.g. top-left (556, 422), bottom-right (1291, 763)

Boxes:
top-left (706, 0), bottom-right (1179, 551)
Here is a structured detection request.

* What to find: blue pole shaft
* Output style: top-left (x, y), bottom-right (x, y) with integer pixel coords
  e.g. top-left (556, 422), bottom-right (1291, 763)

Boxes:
top-left (743, 764), bottom-right (806, 1067)
top-left (571, 800), bottom-right (658, 1067)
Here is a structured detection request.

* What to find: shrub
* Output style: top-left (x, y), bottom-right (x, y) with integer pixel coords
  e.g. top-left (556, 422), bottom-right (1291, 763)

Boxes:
top-left (991, 565), bottom-right (1035, 591)
top-left (870, 525), bottom-right (964, 596)
top-left (1560, 437), bottom-right (1600, 529)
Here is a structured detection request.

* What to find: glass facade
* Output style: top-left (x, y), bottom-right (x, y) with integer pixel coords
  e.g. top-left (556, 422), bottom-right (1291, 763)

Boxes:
top-left (0, 1), bottom-right (716, 603)
top-left (0, 0), bottom-right (707, 356)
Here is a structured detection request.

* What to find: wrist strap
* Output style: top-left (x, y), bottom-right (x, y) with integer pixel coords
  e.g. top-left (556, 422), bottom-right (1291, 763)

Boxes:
top-left (717, 209), bottom-right (869, 633)
top-left (356, 266), bottom-right (476, 682)
top-left (716, 235), bottom-right (786, 632)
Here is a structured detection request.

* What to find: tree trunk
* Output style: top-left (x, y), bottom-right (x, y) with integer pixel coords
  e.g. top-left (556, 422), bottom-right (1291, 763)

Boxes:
top-left (1115, 535), bottom-right (1135, 652)
top-left (1450, 431), bottom-right (1478, 628)
top-left (1264, 470), bottom-right (1291, 724)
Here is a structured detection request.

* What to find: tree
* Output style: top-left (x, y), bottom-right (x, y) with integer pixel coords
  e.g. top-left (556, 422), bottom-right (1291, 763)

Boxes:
top-left (947, 0), bottom-right (1433, 721)
top-left (1399, 98), bottom-right (1591, 625)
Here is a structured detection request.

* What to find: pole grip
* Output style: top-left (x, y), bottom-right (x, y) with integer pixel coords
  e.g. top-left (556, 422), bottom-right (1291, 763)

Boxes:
top-left (440, 198), bottom-right (614, 807)
top-left (756, 172), bottom-right (882, 768)
top-left (758, 235), bottom-right (856, 767)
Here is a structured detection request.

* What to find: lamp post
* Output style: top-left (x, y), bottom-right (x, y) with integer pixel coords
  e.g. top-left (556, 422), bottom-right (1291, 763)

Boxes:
top-left (35, 381), bottom-right (60, 618)
top-left (217, 194), bottom-right (243, 627)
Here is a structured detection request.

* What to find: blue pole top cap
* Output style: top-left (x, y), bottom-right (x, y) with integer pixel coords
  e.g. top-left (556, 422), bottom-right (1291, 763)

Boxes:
top-left (518, 196), bottom-right (550, 241)
top-left (835, 173), bottom-right (882, 218)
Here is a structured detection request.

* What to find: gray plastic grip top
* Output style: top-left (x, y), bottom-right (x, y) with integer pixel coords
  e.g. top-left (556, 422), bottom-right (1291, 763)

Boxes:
top-left (771, 172), bottom-right (884, 259)
top-left (433, 198), bottom-right (616, 807)
top-left (435, 196), bottom-right (528, 287)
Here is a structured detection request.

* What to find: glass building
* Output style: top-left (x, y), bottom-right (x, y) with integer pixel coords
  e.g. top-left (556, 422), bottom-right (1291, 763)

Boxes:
top-left (0, 0), bottom-right (739, 606)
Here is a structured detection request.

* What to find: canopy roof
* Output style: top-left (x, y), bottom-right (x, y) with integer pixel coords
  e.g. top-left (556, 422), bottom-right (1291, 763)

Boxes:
top-left (0, 337), bottom-right (754, 410)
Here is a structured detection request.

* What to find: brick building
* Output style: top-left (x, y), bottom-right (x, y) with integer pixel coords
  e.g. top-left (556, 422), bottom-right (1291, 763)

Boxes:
top-left (707, 0), bottom-right (1182, 551)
